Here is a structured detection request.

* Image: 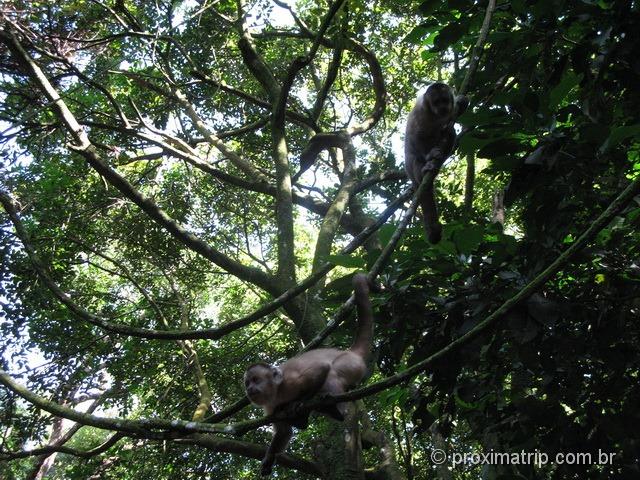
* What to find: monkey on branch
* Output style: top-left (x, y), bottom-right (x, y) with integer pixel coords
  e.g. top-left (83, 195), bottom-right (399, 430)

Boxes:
top-left (243, 273), bottom-right (375, 476)
top-left (405, 82), bottom-right (469, 244)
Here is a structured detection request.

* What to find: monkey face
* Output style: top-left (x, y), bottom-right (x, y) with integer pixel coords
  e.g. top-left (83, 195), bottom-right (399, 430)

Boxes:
top-left (425, 83), bottom-right (454, 119)
top-left (244, 364), bottom-right (282, 406)
top-left (429, 94), bottom-right (453, 118)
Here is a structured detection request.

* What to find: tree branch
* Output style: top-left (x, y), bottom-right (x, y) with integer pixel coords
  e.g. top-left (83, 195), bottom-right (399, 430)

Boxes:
top-left (458, 0), bottom-right (497, 96)
top-left (177, 433), bottom-right (322, 476)
top-left (309, 134), bottom-right (357, 287)
top-left (0, 184), bottom-right (402, 341)
top-left (328, 174), bottom-right (640, 402)
top-left (255, 31), bottom-right (387, 136)
top-left (235, 174), bottom-right (640, 429)
top-left (236, 0), bottom-right (280, 100)
top-left (0, 29), bottom-right (280, 292)
top-left (0, 370), bottom-right (234, 436)
top-left (1, 433), bottom-right (125, 461)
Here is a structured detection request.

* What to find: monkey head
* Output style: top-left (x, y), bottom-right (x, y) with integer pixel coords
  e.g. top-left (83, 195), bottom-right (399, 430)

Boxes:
top-left (424, 82), bottom-right (455, 120)
top-left (244, 362), bottom-right (283, 406)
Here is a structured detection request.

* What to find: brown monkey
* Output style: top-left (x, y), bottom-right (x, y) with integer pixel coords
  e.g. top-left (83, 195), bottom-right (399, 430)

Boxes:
top-left (405, 82), bottom-right (469, 243)
top-left (244, 273), bottom-right (374, 476)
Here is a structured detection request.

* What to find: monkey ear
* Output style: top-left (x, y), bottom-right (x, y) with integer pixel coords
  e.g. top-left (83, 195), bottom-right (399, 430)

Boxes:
top-left (271, 366), bottom-right (284, 384)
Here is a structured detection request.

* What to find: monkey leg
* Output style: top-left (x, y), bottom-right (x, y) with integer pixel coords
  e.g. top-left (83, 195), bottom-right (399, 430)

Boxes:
top-left (316, 371), bottom-right (350, 421)
top-left (420, 184), bottom-right (442, 244)
top-left (315, 393), bottom-right (346, 421)
top-left (261, 422), bottom-right (292, 476)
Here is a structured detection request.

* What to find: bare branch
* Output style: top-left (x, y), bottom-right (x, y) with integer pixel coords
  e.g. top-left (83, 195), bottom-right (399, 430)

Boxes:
top-left (458, 0), bottom-right (497, 96)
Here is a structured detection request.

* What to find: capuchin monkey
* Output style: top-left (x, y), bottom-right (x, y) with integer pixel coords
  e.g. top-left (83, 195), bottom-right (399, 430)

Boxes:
top-left (244, 273), bottom-right (374, 476)
top-left (405, 82), bottom-right (469, 243)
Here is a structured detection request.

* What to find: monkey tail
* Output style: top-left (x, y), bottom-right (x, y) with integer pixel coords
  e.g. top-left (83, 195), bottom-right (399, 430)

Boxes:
top-left (349, 273), bottom-right (374, 359)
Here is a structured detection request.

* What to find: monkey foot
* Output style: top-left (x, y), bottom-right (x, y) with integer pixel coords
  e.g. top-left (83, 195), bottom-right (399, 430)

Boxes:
top-left (423, 145), bottom-right (445, 164)
top-left (260, 454), bottom-right (275, 476)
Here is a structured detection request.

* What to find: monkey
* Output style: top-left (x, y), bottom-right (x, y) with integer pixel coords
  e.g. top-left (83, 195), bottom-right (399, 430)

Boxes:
top-left (243, 273), bottom-right (374, 476)
top-left (404, 82), bottom-right (469, 243)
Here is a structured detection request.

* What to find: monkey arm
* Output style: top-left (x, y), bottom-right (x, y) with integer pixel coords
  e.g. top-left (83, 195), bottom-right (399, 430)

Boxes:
top-left (421, 147), bottom-right (444, 172)
top-left (261, 422), bottom-right (293, 476)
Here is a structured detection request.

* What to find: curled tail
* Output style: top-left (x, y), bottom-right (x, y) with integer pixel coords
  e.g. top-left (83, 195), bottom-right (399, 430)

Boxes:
top-left (350, 273), bottom-right (374, 359)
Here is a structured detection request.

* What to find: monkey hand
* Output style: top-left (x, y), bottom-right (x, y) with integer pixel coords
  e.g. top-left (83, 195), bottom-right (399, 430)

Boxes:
top-left (260, 454), bottom-right (275, 476)
top-left (368, 278), bottom-right (383, 293)
top-left (421, 148), bottom-right (444, 174)
top-left (421, 159), bottom-right (439, 175)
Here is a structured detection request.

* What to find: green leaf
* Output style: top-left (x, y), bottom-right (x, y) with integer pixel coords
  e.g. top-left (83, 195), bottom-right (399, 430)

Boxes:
top-left (376, 385), bottom-right (411, 409)
top-left (404, 25), bottom-right (431, 44)
top-left (452, 225), bottom-right (484, 254)
top-left (454, 391), bottom-right (479, 410)
top-left (477, 138), bottom-right (525, 158)
top-left (419, 0), bottom-right (446, 15)
top-left (378, 224), bottom-right (396, 247)
top-left (549, 70), bottom-right (581, 108)
top-left (447, 0), bottom-right (470, 10)
top-left (327, 254), bottom-right (366, 268)
top-left (457, 108), bottom-right (510, 127)
top-left (599, 124), bottom-right (640, 152)
top-left (433, 22), bottom-right (467, 50)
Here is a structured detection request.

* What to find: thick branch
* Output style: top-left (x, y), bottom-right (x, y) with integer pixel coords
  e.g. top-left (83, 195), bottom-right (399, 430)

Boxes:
top-left (312, 37), bottom-right (344, 121)
top-left (310, 134), bottom-right (357, 282)
top-left (292, 131), bottom-right (351, 183)
top-left (237, 0), bottom-right (280, 100)
top-left (1, 433), bottom-right (125, 461)
top-left (256, 31), bottom-right (387, 135)
top-left (0, 371), bottom-right (230, 436)
top-left (0, 185), bottom-right (401, 341)
top-left (272, 0), bottom-right (346, 130)
top-left (303, 176), bottom-right (428, 350)
top-left (0, 29), bottom-right (275, 292)
top-left (269, 0), bottom-right (346, 300)
top-left (177, 433), bottom-right (322, 476)
top-left (0, 374), bottom-right (319, 475)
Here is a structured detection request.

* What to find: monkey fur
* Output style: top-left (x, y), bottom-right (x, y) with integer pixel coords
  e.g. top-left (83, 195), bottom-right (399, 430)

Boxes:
top-left (405, 82), bottom-right (468, 243)
top-left (243, 273), bottom-right (374, 476)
